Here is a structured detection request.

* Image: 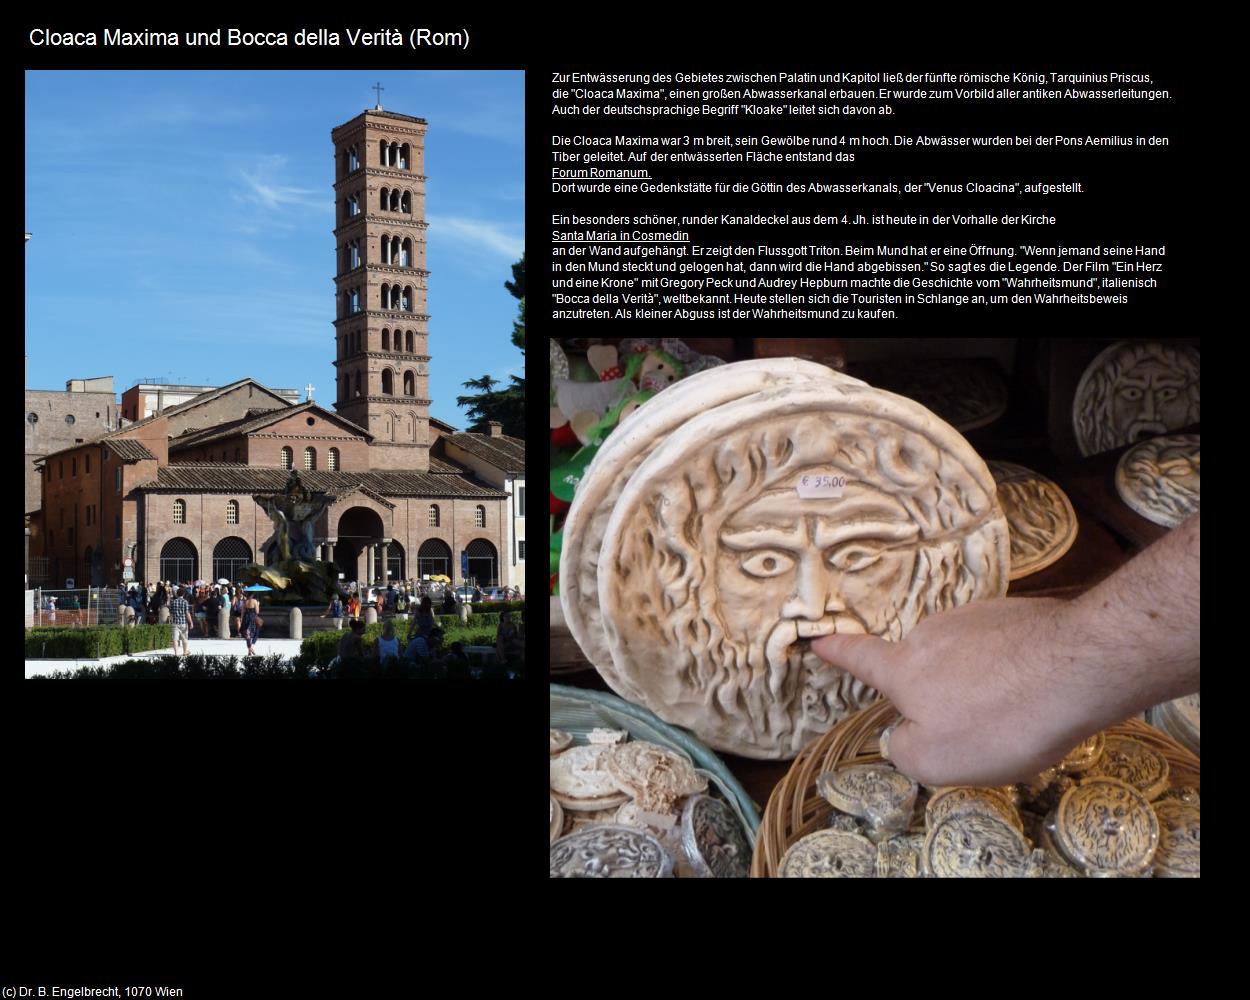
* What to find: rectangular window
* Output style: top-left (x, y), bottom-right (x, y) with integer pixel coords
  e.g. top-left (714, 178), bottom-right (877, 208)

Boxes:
top-left (518, 540), bottom-right (526, 560)
top-left (59, 461), bottom-right (64, 479)
top-left (72, 457), bottom-right (77, 476)
top-left (116, 467), bottom-right (122, 493)
top-left (86, 454), bottom-right (91, 474)
top-left (517, 485), bottom-right (525, 517)
top-left (115, 514), bottom-right (121, 539)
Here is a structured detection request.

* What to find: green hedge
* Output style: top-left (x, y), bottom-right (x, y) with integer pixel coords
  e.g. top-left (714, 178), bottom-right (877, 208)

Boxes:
top-left (28, 654), bottom-right (518, 680)
top-left (25, 625), bottom-right (173, 659)
top-left (298, 621), bottom-right (499, 667)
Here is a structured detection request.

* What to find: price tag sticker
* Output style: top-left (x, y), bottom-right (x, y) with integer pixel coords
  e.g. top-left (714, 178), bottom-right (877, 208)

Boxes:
top-left (797, 474), bottom-right (846, 499)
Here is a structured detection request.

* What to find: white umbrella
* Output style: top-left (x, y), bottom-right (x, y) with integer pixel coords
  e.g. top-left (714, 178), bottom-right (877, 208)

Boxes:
top-left (217, 578), bottom-right (230, 585)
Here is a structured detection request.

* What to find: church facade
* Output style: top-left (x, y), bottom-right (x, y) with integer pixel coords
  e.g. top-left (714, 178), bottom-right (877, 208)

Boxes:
top-left (32, 103), bottom-right (523, 591)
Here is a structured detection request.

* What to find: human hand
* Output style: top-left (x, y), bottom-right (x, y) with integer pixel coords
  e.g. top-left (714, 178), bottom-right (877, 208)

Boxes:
top-left (812, 598), bottom-right (1103, 786)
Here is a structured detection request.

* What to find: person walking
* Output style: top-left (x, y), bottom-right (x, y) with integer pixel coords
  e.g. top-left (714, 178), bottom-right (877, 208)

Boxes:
top-left (325, 594), bottom-right (345, 630)
top-left (441, 587), bottom-right (456, 614)
top-left (414, 595), bottom-right (437, 637)
top-left (240, 592), bottom-right (262, 656)
top-left (231, 590), bottom-right (244, 637)
top-left (169, 587), bottom-right (191, 656)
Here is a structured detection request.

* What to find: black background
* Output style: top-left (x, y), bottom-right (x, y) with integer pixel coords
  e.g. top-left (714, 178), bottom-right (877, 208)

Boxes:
top-left (16, 15), bottom-right (1205, 957)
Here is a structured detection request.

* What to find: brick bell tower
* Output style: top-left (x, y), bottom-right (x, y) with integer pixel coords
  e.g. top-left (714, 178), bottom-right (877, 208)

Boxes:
top-left (331, 99), bottom-right (433, 471)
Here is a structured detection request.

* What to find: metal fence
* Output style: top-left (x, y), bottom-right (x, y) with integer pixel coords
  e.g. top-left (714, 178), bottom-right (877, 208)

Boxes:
top-left (29, 588), bottom-right (122, 628)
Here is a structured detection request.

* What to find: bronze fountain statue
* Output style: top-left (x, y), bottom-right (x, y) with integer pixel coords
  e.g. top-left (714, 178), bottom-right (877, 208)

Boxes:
top-left (237, 470), bottom-right (348, 604)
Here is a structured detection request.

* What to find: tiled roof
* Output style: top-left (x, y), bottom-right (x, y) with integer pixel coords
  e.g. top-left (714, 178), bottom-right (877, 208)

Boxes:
top-left (137, 464), bottom-right (508, 498)
top-left (103, 439), bottom-right (157, 462)
top-left (428, 456), bottom-right (467, 474)
top-left (169, 402), bottom-right (372, 451)
top-left (447, 432), bottom-right (525, 472)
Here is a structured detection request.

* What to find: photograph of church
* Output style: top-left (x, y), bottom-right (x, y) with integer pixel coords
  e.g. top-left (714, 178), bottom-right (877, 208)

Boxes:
top-left (25, 74), bottom-right (525, 592)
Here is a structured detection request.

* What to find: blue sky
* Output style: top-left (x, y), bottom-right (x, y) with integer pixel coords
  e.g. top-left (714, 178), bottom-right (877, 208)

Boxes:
top-left (24, 70), bottom-right (524, 427)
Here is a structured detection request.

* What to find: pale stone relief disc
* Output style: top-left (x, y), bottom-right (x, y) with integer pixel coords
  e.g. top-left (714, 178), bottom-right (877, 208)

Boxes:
top-left (1053, 777), bottom-right (1159, 877)
top-left (1152, 797), bottom-right (1200, 878)
top-left (615, 800), bottom-right (696, 877)
top-left (605, 741), bottom-right (708, 812)
top-left (559, 357), bottom-right (859, 697)
top-left (1017, 847), bottom-right (1082, 878)
top-left (986, 461), bottom-right (1078, 580)
top-left (1085, 735), bottom-right (1171, 801)
top-left (549, 744), bottom-right (631, 812)
top-left (854, 358), bottom-right (1008, 432)
top-left (1073, 341), bottom-right (1200, 457)
top-left (778, 829), bottom-right (877, 878)
top-left (925, 786), bottom-right (1023, 834)
top-left (922, 808), bottom-right (1031, 877)
top-left (1115, 434), bottom-right (1200, 528)
top-left (598, 381), bottom-right (1009, 759)
top-left (1148, 694), bottom-right (1199, 757)
top-left (816, 764), bottom-right (918, 841)
top-left (550, 728), bottom-right (574, 756)
top-left (550, 825), bottom-right (674, 878)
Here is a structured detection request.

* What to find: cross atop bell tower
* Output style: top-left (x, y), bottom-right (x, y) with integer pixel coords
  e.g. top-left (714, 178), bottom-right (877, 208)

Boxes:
top-left (331, 105), bottom-right (432, 471)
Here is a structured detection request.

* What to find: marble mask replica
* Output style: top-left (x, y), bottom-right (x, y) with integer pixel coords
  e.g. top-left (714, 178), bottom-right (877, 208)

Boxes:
top-left (593, 374), bottom-right (1009, 759)
top-left (1073, 341), bottom-right (1200, 457)
top-left (1115, 434), bottom-right (1200, 528)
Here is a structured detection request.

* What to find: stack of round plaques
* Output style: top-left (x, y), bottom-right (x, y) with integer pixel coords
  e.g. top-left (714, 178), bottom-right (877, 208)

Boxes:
top-left (756, 699), bottom-right (1200, 878)
top-left (778, 729), bottom-right (1199, 878)
top-left (550, 684), bottom-right (757, 879)
top-left (559, 358), bottom-right (1010, 760)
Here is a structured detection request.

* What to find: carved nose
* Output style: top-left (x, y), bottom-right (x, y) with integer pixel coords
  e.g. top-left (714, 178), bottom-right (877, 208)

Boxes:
top-left (783, 555), bottom-right (833, 621)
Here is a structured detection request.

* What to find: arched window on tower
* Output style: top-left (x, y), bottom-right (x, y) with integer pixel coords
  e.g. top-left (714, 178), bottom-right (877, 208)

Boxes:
top-left (403, 371), bottom-right (414, 396)
top-left (280, 447), bottom-right (293, 470)
top-left (347, 144), bottom-right (359, 172)
top-left (401, 238), bottom-right (411, 267)
top-left (381, 236), bottom-right (390, 264)
top-left (402, 286), bottom-right (413, 312)
top-left (349, 288), bottom-right (360, 314)
top-left (304, 447), bottom-right (316, 471)
top-left (401, 191), bottom-right (411, 214)
top-left (399, 143), bottom-right (409, 170)
top-left (406, 330), bottom-right (414, 353)
top-left (354, 372), bottom-right (362, 397)
top-left (347, 194), bottom-right (360, 217)
top-left (382, 370), bottom-right (394, 395)
top-left (380, 186), bottom-right (389, 211)
top-left (328, 447), bottom-right (340, 471)
top-left (348, 240), bottom-right (360, 270)
top-left (392, 235), bottom-right (401, 264)
top-left (389, 189), bottom-right (400, 212)
top-left (379, 139), bottom-right (388, 165)
top-left (382, 329), bottom-right (390, 351)
top-left (389, 142), bottom-right (399, 166)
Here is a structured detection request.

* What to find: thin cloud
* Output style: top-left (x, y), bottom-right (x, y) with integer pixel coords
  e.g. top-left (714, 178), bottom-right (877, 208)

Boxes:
top-left (427, 215), bottom-right (523, 259)
top-left (237, 155), bottom-right (323, 211)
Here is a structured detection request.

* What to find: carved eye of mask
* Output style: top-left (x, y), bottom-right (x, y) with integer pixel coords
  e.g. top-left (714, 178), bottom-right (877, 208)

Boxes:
top-left (1157, 387), bottom-right (1179, 402)
top-left (739, 550), bottom-right (794, 578)
top-left (827, 543), bottom-right (884, 573)
top-left (1119, 387), bottom-right (1144, 401)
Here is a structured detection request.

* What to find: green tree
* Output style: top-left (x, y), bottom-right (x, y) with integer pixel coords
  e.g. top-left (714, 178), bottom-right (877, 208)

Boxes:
top-left (506, 254), bottom-right (524, 354)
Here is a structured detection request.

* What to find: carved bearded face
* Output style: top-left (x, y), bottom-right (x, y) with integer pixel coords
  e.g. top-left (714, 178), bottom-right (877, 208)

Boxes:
top-left (599, 386), bottom-right (1009, 759)
top-left (1111, 356), bottom-right (1193, 444)
top-left (716, 477), bottom-right (920, 657)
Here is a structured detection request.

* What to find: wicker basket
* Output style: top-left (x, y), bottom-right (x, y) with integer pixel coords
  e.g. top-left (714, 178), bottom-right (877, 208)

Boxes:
top-left (551, 683), bottom-right (760, 839)
top-left (750, 699), bottom-right (1201, 877)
